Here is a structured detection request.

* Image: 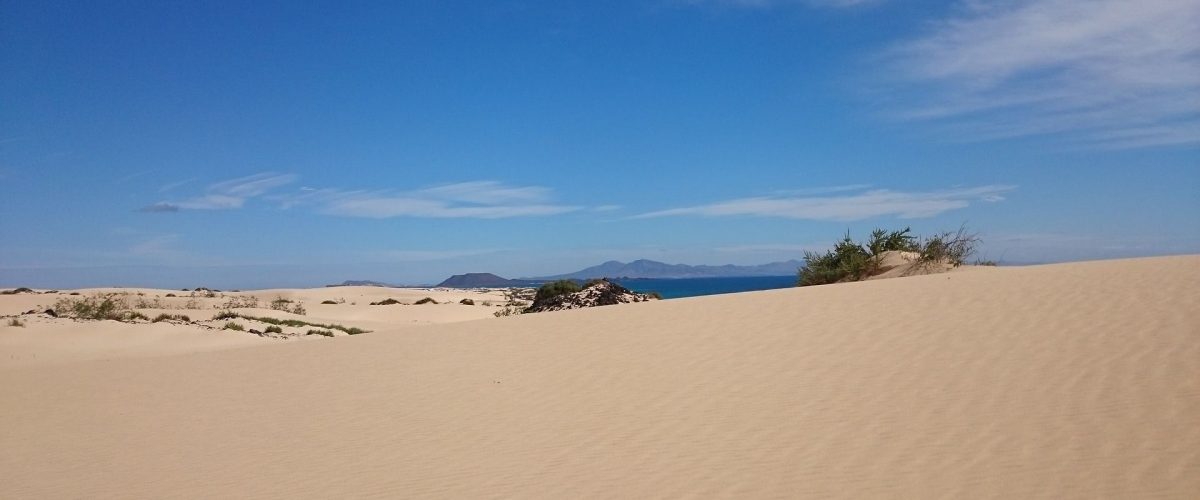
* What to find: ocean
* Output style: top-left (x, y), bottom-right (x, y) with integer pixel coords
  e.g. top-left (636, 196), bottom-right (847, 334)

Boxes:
top-left (615, 275), bottom-right (797, 299)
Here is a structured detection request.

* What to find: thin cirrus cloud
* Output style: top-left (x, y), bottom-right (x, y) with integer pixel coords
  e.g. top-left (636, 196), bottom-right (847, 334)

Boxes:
top-left (684, 0), bottom-right (880, 8)
top-left (634, 185), bottom-right (1014, 221)
top-left (140, 172), bottom-right (297, 212)
top-left (283, 181), bottom-right (582, 219)
top-left (880, 0), bottom-right (1200, 148)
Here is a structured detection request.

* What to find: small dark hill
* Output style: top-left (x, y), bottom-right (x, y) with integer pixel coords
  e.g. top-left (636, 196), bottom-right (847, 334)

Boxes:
top-left (437, 273), bottom-right (530, 288)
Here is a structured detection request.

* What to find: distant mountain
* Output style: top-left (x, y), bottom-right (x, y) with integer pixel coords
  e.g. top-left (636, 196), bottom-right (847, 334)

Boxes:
top-left (533, 259), bottom-right (803, 280)
top-left (436, 273), bottom-right (534, 288)
top-left (327, 280), bottom-right (395, 287)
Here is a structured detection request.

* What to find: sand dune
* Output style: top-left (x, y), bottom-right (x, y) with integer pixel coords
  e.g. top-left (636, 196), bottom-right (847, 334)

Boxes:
top-left (0, 286), bottom-right (516, 367)
top-left (1, 256), bottom-right (1198, 498)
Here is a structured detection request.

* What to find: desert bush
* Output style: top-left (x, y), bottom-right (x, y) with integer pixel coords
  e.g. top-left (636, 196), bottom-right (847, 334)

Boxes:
top-left (414, 297), bottom-right (438, 305)
top-left (165, 293), bottom-right (177, 297)
top-left (799, 226), bottom-right (982, 286)
top-left (69, 292), bottom-right (81, 295)
top-left (370, 298), bottom-right (403, 306)
top-left (307, 329), bottom-right (335, 337)
top-left (264, 325), bottom-right (283, 334)
top-left (124, 311), bottom-right (150, 321)
top-left (7, 318), bottom-right (25, 327)
top-left (213, 310), bottom-right (239, 320)
top-left (53, 294), bottom-right (131, 320)
top-left (291, 303), bottom-right (306, 315)
top-left (134, 297), bottom-right (164, 309)
top-left (152, 313), bottom-right (191, 323)
top-left (269, 297), bottom-right (293, 311)
top-left (459, 298), bottom-right (475, 305)
top-left (221, 295), bottom-right (259, 309)
top-left (798, 231), bottom-right (877, 286)
top-left (1, 287), bottom-right (33, 295)
top-left (223, 322), bottom-right (245, 331)
top-left (493, 305), bottom-right (524, 317)
top-left (320, 300), bottom-right (339, 305)
top-left (535, 280), bottom-right (581, 302)
top-left (974, 259), bottom-right (998, 266)
top-left (917, 225), bottom-right (980, 266)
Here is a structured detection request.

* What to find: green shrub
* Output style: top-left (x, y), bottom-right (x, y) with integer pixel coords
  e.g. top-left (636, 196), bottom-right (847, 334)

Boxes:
top-left (798, 231), bottom-right (877, 286)
top-left (223, 322), bottom-right (245, 331)
top-left (414, 297), bottom-right (438, 305)
top-left (535, 280), bottom-right (581, 302)
top-left (799, 225), bottom-right (982, 286)
top-left (306, 329), bottom-right (335, 337)
top-left (264, 325), bottom-right (283, 334)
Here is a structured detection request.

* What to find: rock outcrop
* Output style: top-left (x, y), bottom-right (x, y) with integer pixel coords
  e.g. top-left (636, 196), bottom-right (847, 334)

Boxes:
top-left (525, 279), bottom-right (658, 313)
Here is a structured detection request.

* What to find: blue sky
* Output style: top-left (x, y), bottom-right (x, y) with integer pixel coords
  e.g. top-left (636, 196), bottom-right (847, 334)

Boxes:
top-left (2, 0), bottom-right (1197, 288)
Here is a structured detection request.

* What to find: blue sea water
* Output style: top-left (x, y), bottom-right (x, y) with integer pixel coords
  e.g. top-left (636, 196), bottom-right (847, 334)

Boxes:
top-left (615, 275), bottom-right (797, 299)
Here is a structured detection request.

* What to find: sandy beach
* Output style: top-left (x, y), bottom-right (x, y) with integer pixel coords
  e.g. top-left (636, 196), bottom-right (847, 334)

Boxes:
top-left (1, 255), bottom-right (1198, 498)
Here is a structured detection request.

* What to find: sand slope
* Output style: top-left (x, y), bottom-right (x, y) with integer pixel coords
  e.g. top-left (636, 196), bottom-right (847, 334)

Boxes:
top-left (2, 256), bottom-right (1197, 498)
top-left (0, 286), bottom-right (516, 367)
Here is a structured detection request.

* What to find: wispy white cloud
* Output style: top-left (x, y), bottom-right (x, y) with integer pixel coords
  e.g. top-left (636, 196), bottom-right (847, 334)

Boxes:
top-left (370, 248), bottom-right (508, 262)
top-left (158, 177), bottom-right (197, 193)
top-left (282, 181), bottom-right (581, 219)
top-left (881, 0), bottom-right (1200, 148)
top-left (142, 172), bottom-right (297, 212)
top-left (634, 185), bottom-right (1014, 221)
top-left (715, 243), bottom-right (826, 253)
top-left (684, 0), bottom-right (881, 8)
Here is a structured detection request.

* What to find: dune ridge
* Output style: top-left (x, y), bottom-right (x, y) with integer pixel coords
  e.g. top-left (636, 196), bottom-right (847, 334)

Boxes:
top-left (1, 256), bottom-right (1198, 498)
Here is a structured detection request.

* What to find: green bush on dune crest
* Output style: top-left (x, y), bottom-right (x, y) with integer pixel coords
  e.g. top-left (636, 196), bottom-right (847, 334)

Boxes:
top-left (798, 226), bottom-right (980, 287)
top-left (535, 280), bottom-right (581, 303)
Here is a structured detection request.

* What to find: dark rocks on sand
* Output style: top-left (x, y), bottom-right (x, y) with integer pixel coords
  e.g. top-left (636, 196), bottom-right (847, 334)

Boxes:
top-left (525, 279), bottom-right (657, 313)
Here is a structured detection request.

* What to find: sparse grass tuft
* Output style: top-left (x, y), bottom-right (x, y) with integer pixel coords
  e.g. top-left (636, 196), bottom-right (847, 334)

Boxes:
top-left (221, 296), bottom-right (259, 309)
top-left (152, 313), bottom-right (191, 323)
top-left (212, 311), bottom-right (369, 335)
top-left (264, 325), bottom-right (283, 334)
top-left (53, 294), bottom-right (131, 320)
top-left (223, 322), bottom-right (245, 331)
top-left (306, 329), bottom-right (335, 337)
top-left (269, 296), bottom-right (292, 311)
